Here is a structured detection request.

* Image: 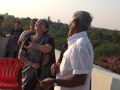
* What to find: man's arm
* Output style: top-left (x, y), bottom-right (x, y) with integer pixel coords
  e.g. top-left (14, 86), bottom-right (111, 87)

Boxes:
top-left (40, 74), bottom-right (86, 89)
top-left (55, 74), bottom-right (86, 87)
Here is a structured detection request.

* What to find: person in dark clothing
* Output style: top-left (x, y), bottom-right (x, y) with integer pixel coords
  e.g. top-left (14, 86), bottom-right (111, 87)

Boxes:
top-left (5, 21), bottom-right (23, 58)
top-left (50, 33), bottom-right (71, 76)
top-left (50, 43), bottom-right (68, 76)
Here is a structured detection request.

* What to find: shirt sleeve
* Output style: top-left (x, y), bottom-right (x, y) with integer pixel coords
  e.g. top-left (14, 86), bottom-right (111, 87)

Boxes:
top-left (70, 46), bottom-right (90, 75)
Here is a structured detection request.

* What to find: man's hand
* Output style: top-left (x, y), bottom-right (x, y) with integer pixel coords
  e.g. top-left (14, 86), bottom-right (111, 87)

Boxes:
top-left (50, 63), bottom-right (60, 76)
top-left (40, 78), bottom-right (54, 90)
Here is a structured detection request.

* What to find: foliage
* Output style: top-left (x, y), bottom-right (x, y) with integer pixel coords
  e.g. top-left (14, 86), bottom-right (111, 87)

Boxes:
top-left (19, 17), bottom-right (31, 30)
top-left (96, 56), bottom-right (120, 74)
top-left (88, 28), bottom-right (120, 62)
top-left (94, 43), bottom-right (120, 61)
top-left (48, 21), bottom-right (69, 50)
top-left (2, 16), bottom-right (17, 33)
top-left (2, 16), bottom-right (31, 34)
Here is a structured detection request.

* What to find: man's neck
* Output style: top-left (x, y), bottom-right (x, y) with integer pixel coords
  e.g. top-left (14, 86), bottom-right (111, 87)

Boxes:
top-left (72, 28), bottom-right (86, 36)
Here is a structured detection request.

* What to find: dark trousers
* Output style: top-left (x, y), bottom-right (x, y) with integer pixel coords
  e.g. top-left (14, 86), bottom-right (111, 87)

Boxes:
top-left (5, 51), bottom-right (18, 58)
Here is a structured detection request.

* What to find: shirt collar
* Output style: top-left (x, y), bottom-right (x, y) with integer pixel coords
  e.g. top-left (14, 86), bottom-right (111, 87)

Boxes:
top-left (67, 31), bottom-right (87, 45)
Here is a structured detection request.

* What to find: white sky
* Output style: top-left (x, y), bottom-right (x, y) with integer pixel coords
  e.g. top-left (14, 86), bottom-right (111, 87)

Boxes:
top-left (0, 0), bottom-right (120, 30)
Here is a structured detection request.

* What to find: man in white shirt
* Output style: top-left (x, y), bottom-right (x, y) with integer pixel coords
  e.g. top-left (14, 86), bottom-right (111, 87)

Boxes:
top-left (40, 10), bottom-right (94, 90)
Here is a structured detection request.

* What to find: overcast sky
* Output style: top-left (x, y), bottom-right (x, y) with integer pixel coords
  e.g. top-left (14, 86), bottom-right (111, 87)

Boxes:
top-left (0, 0), bottom-right (120, 30)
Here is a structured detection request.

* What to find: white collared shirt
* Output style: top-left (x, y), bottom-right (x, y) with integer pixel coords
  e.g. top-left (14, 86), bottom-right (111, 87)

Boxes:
top-left (55, 31), bottom-right (94, 90)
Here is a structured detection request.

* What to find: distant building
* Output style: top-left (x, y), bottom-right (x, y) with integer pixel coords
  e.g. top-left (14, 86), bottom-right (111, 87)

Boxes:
top-left (4, 13), bottom-right (8, 18)
top-left (0, 13), bottom-right (14, 18)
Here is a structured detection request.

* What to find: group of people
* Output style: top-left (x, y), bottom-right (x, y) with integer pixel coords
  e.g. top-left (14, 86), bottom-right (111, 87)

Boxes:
top-left (5, 20), bottom-right (23, 58)
top-left (0, 10), bottom-right (94, 90)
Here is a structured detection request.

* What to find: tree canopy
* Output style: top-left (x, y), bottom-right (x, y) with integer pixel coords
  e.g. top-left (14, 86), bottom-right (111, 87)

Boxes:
top-left (2, 15), bottom-right (120, 63)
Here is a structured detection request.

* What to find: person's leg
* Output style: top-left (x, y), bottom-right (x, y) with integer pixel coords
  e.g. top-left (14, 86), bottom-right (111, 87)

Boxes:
top-left (13, 51), bottom-right (18, 58)
top-left (5, 51), bottom-right (10, 57)
top-left (9, 52), bottom-right (14, 58)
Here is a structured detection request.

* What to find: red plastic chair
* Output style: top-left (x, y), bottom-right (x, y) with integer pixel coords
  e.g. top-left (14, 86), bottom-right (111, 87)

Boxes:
top-left (0, 58), bottom-right (24, 90)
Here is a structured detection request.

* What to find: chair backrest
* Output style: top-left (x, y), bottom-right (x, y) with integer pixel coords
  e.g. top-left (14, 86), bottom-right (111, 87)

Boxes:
top-left (0, 58), bottom-right (24, 80)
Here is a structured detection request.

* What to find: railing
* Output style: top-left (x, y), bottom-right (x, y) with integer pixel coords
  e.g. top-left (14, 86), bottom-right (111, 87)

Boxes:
top-left (1, 36), bottom-right (120, 90)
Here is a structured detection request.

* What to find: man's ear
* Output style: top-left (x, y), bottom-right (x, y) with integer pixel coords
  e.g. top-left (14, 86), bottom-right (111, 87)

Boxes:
top-left (73, 19), bottom-right (77, 27)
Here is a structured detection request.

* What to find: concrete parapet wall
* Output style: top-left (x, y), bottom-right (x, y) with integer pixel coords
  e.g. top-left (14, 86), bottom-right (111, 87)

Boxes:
top-left (92, 65), bottom-right (120, 90)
